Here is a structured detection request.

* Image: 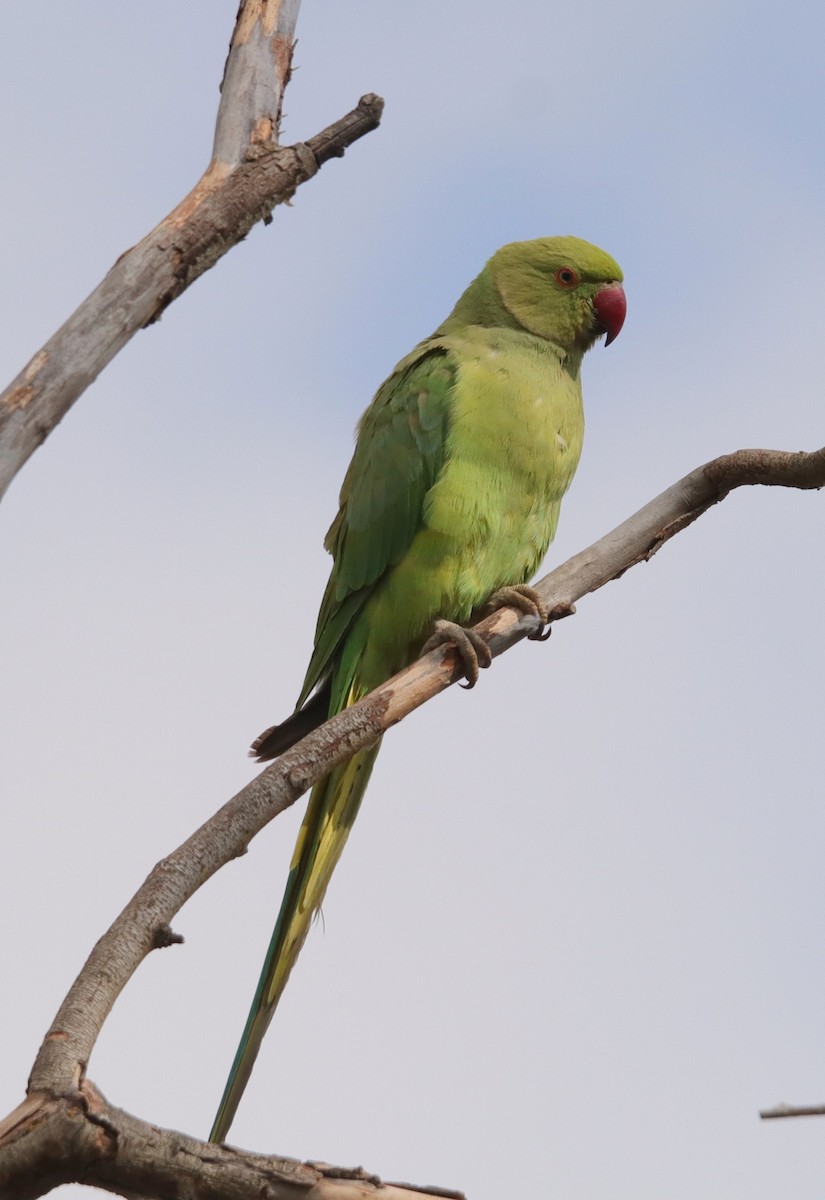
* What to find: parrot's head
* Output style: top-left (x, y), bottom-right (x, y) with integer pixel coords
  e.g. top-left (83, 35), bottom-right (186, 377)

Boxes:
top-left (489, 236), bottom-right (626, 358)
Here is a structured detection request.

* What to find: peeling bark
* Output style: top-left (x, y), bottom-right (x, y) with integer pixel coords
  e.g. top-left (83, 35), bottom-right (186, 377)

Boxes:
top-left (0, 0), bottom-right (382, 501)
top-left (0, 1086), bottom-right (452, 1200)
top-left (214, 0), bottom-right (303, 164)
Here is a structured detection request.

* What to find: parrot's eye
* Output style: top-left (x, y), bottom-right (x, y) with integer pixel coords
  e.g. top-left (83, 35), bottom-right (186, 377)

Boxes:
top-left (555, 267), bottom-right (579, 287)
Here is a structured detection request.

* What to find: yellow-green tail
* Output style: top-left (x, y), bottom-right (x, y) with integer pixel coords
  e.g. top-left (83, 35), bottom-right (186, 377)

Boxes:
top-left (209, 740), bottom-right (380, 1142)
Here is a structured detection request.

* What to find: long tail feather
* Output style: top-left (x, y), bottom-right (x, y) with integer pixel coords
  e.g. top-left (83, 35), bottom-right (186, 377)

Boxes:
top-left (209, 740), bottom-right (380, 1143)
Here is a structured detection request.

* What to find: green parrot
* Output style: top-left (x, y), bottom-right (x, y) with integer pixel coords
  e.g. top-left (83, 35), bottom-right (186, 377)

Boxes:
top-left (210, 235), bottom-right (625, 1142)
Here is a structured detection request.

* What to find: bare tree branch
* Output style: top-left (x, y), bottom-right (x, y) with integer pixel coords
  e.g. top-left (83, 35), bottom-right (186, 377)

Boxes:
top-left (27, 444), bottom-right (825, 1094)
top-left (760, 1102), bottom-right (825, 1120)
top-left (0, 443), bottom-right (818, 1197)
top-left (0, 1085), bottom-right (458, 1200)
top-left (214, 0), bottom-right (302, 165)
top-left (0, 0), bottom-right (383, 501)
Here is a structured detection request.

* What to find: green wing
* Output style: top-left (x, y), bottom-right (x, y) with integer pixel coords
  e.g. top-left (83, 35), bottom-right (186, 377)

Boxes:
top-left (295, 343), bottom-right (455, 708)
top-left (212, 345), bottom-right (457, 1140)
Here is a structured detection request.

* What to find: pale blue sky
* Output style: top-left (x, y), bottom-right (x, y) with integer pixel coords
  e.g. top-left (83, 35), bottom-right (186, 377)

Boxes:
top-left (1, 4), bottom-right (824, 1198)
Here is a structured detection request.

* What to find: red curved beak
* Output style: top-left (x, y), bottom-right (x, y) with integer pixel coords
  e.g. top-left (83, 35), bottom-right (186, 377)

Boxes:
top-left (593, 283), bottom-right (626, 346)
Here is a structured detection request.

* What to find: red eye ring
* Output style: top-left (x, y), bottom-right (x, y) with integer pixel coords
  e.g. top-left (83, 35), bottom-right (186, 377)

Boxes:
top-left (555, 267), bottom-right (579, 287)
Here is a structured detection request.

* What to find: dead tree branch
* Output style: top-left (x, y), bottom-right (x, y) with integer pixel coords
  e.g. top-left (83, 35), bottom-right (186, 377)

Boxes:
top-left (0, 1083), bottom-right (453, 1200)
top-left (0, 0), bottom-right (383, 501)
top-left (213, 0), bottom-right (303, 166)
top-left (1, 443), bottom-right (820, 1197)
top-left (760, 1102), bottom-right (825, 1120)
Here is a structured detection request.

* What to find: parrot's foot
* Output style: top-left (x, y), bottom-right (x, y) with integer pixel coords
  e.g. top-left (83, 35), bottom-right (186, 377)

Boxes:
top-left (484, 584), bottom-right (552, 641)
top-left (420, 619), bottom-right (493, 688)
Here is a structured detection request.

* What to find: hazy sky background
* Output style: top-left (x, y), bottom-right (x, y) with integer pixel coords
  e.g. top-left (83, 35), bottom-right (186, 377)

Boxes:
top-left (1, 4), bottom-right (824, 1197)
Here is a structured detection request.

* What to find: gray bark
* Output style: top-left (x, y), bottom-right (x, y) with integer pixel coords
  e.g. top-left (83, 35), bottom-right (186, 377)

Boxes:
top-left (0, 0), bottom-right (382, 502)
top-left (213, 0), bottom-right (303, 164)
top-left (0, 1085), bottom-right (455, 1200)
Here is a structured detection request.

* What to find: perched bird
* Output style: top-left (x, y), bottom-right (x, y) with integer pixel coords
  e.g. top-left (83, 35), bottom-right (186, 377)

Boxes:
top-left (210, 236), bottom-right (626, 1141)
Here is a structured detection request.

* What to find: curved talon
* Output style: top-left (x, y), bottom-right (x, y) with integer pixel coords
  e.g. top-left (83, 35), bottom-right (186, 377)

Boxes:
top-left (485, 584), bottom-right (551, 640)
top-left (420, 618), bottom-right (492, 688)
top-left (531, 623), bottom-right (553, 642)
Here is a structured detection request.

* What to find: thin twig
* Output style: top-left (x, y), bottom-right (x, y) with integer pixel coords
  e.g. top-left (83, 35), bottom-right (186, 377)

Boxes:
top-left (760, 1103), bottom-right (825, 1120)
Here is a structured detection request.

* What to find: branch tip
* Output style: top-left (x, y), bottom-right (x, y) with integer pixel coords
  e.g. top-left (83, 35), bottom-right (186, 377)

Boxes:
top-left (760, 1102), bottom-right (825, 1119)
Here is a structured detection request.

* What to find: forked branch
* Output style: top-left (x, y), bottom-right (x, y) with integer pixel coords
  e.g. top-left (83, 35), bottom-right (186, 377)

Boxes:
top-left (0, 0), bottom-right (382, 500)
top-left (0, 1083), bottom-right (455, 1200)
top-left (1, 443), bottom-right (819, 1198)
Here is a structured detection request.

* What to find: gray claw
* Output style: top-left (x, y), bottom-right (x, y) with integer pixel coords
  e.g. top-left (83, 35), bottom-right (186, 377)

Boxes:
top-left (420, 619), bottom-right (492, 688)
top-left (485, 584), bottom-right (551, 641)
